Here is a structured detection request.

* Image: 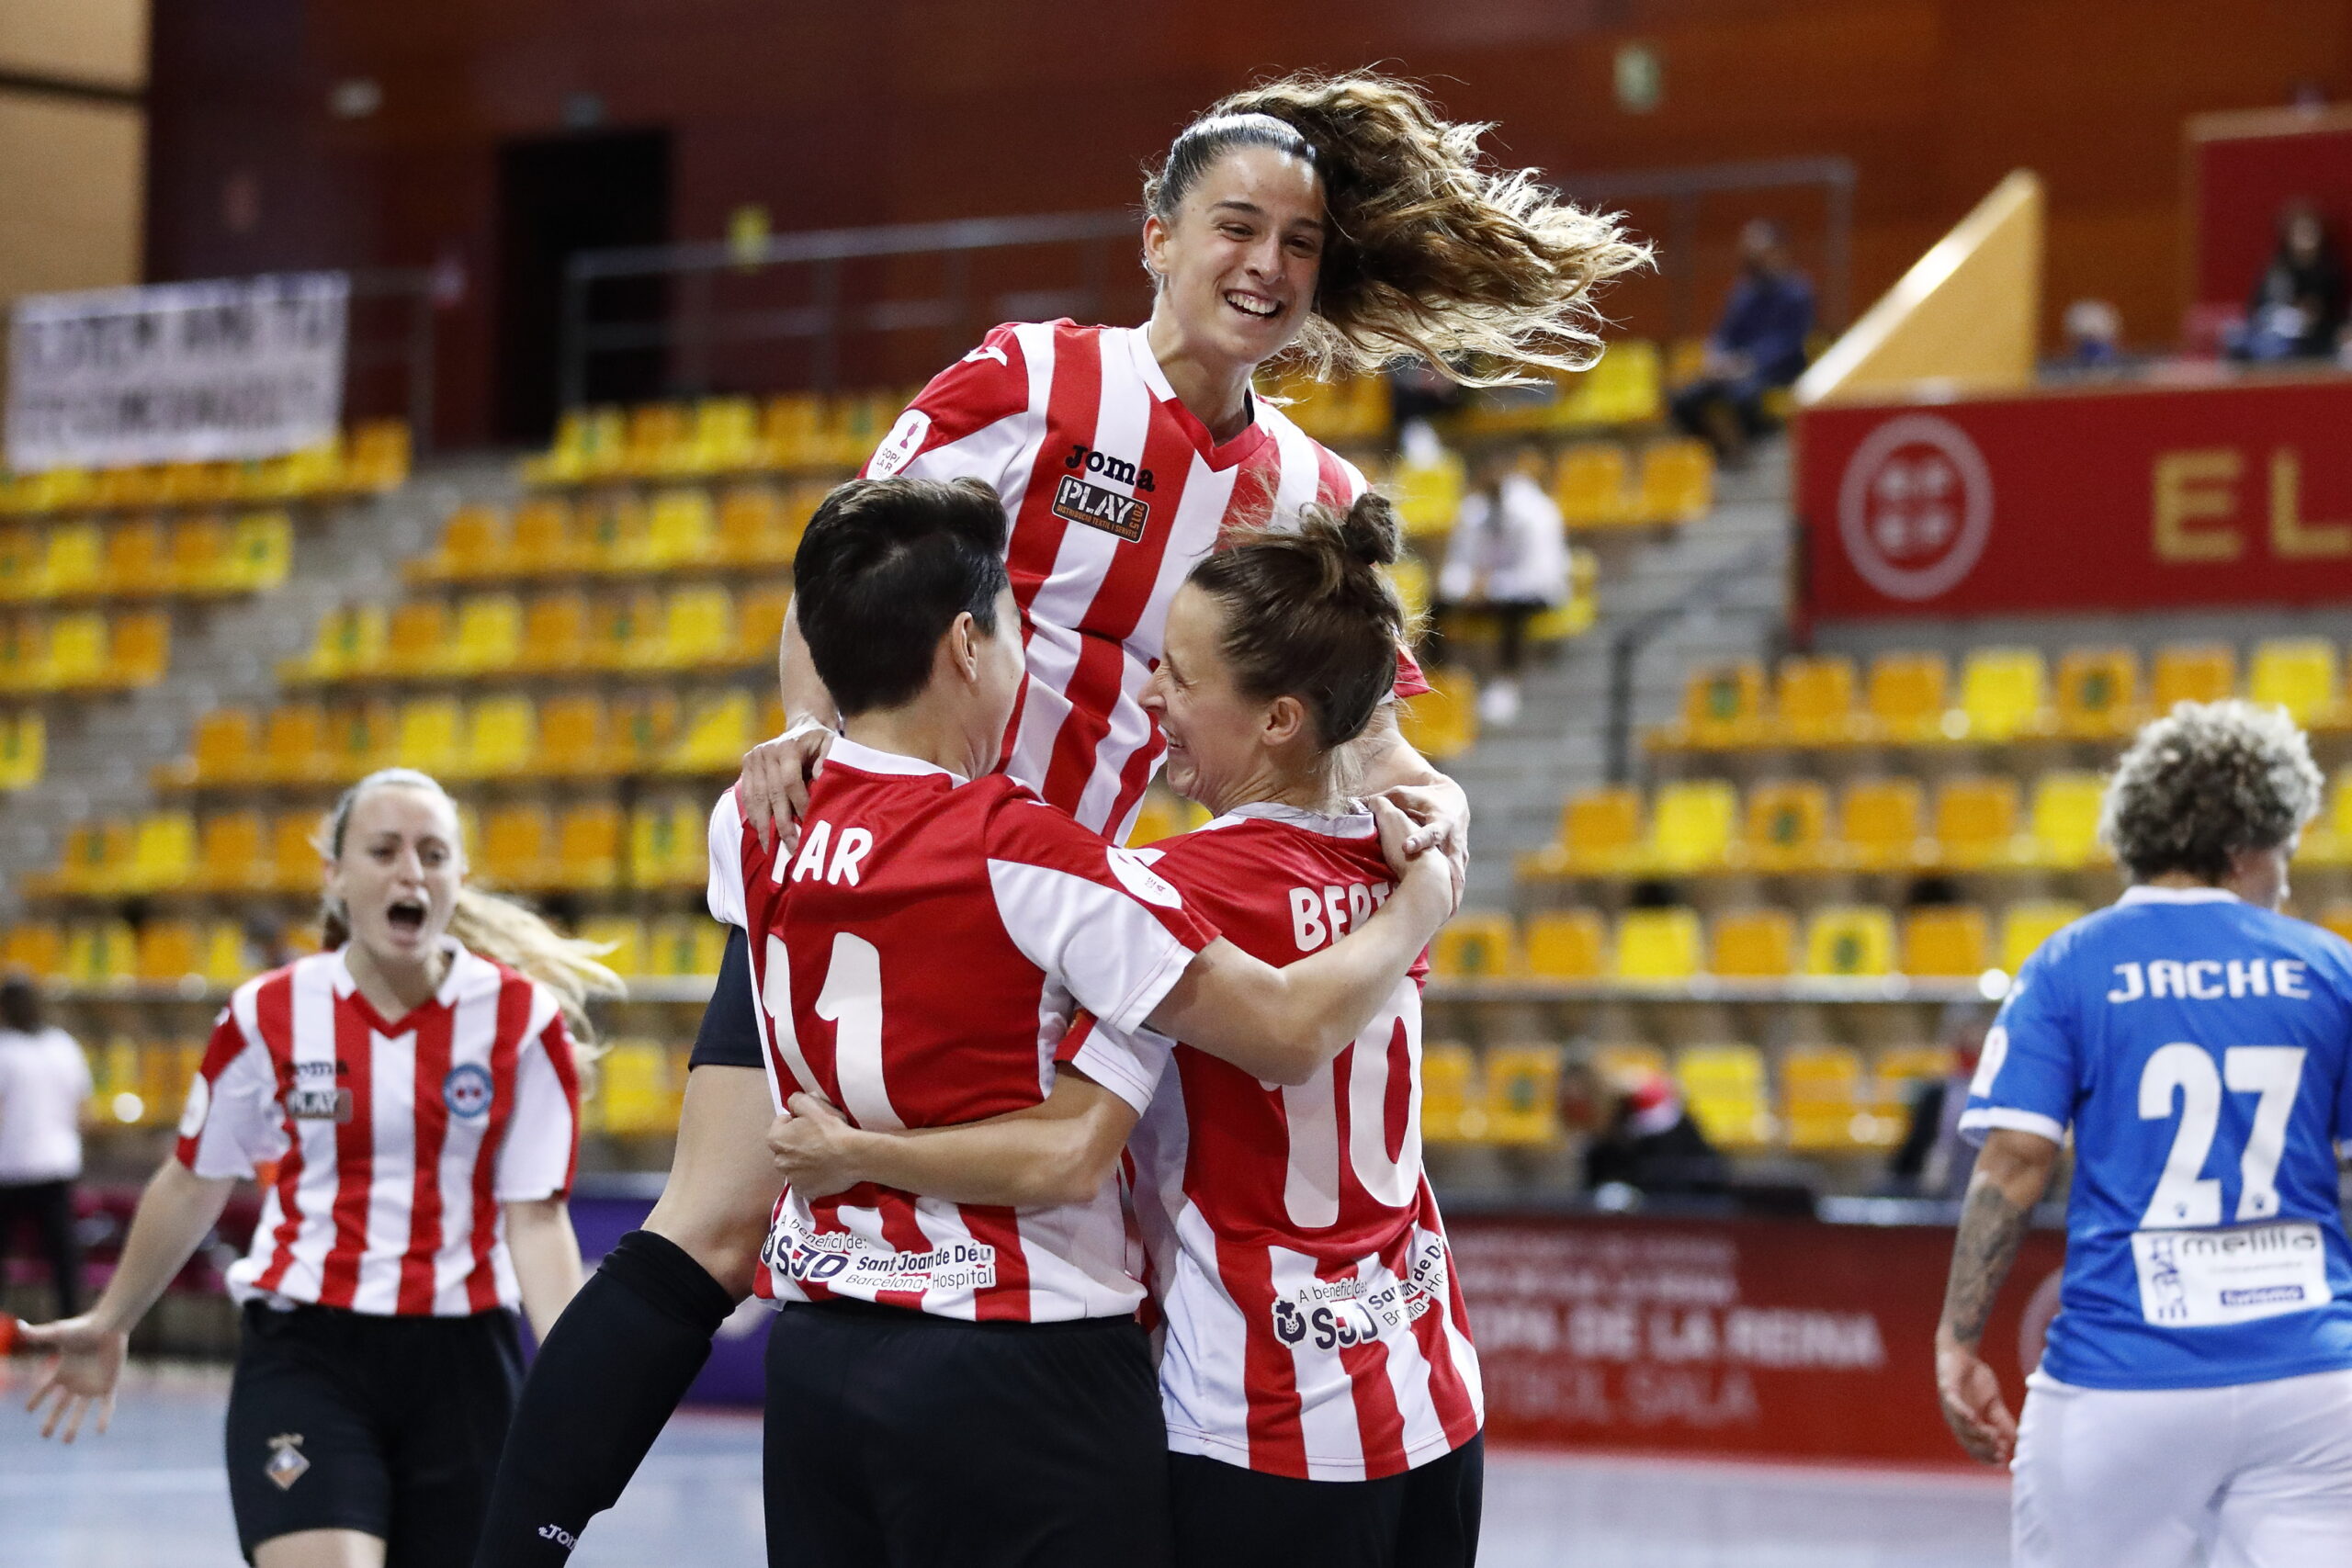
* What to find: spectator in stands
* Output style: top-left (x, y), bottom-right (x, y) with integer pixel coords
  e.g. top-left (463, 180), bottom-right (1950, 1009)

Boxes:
top-left (1427, 444), bottom-right (1569, 727)
top-left (0, 976), bottom-right (93, 1318)
top-left (1668, 219), bottom-right (1815, 463)
top-left (1886, 1001), bottom-right (1992, 1201)
top-left (2234, 199), bottom-right (2345, 362)
top-left (2051, 299), bottom-right (2128, 378)
top-left (1561, 1055), bottom-right (1727, 1199)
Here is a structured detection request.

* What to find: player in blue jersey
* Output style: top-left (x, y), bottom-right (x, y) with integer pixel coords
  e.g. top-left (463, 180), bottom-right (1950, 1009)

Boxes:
top-left (1936, 700), bottom-right (2352, 1566)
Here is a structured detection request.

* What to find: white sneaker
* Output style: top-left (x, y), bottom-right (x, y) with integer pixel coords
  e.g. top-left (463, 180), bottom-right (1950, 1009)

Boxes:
top-left (1479, 678), bottom-right (1521, 727)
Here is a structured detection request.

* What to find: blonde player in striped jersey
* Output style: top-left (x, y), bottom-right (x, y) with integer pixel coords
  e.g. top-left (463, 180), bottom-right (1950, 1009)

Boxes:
top-left (774, 494), bottom-right (1483, 1568)
top-left (476, 71), bottom-right (1640, 1566)
top-left (22, 770), bottom-right (619, 1568)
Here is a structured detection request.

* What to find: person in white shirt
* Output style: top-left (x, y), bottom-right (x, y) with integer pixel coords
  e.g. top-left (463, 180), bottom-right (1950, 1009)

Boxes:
top-left (0, 976), bottom-right (94, 1318)
top-left (1430, 446), bottom-right (1570, 726)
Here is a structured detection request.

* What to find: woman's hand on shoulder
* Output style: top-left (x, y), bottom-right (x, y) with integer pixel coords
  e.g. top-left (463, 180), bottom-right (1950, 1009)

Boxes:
top-left (1369, 795), bottom-right (1461, 920)
top-left (1371, 786), bottom-right (1467, 909)
top-left (737, 721), bottom-right (835, 855)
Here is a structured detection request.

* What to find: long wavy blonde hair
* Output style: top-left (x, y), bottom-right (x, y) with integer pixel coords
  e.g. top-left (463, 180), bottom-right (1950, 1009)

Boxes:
top-left (1145, 70), bottom-right (1654, 385)
top-left (316, 769), bottom-right (625, 1043)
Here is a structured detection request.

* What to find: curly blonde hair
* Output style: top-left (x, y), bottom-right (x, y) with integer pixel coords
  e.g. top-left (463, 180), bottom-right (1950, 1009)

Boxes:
top-left (2100, 701), bottom-right (2324, 882)
top-left (1144, 71), bottom-right (1653, 386)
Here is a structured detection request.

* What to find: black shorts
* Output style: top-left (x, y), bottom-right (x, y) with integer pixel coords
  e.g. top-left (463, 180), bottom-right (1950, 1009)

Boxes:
top-left (763, 1298), bottom-right (1171, 1568)
top-left (687, 925), bottom-right (764, 1071)
top-left (224, 1301), bottom-right (523, 1566)
top-left (1167, 1434), bottom-right (1484, 1568)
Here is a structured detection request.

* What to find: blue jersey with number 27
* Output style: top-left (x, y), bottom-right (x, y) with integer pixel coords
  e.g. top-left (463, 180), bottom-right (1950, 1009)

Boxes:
top-left (1960, 886), bottom-right (2352, 1391)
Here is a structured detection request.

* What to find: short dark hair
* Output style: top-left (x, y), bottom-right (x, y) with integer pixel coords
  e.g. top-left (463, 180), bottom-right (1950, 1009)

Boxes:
top-left (793, 477), bottom-right (1012, 717)
top-left (0, 974), bottom-right (42, 1032)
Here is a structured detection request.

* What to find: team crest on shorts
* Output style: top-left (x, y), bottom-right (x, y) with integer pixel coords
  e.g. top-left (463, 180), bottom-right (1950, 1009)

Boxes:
top-left (264, 1433), bottom-right (310, 1491)
top-left (444, 1063), bottom-right (494, 1119)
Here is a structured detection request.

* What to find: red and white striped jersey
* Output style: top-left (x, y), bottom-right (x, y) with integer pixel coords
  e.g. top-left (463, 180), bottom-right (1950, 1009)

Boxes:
top-left (706, 737), bottom-right (1218, 1323)
top-left (861, 320), bottom-right (1429, 843)
top-left (175, 942), bottom-right (582, 1316)
top-left (1113, 803), bottom-right (1483, 1481)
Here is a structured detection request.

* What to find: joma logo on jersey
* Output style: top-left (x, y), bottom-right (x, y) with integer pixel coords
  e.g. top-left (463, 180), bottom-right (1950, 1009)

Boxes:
top-left (1061, 442), bottom-right (1156, 491)
top-left (1051, 474), bottom-right (1149, 542)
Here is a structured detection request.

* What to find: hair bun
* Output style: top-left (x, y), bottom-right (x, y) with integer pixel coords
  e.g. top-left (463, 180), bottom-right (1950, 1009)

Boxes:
top-left (1334, 491), bottom-right (1401, 568)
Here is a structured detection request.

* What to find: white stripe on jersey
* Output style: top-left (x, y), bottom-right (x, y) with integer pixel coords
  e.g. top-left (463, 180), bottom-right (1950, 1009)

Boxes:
top-left (275, 959), bottom-right (342, 1303)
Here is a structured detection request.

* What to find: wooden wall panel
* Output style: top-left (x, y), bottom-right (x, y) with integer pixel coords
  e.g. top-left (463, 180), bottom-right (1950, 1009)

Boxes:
top-left (145, 0), bottom-right (2352, 446)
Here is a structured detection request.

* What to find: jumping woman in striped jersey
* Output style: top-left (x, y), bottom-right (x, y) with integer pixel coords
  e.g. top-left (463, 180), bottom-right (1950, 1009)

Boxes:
top-left (23, 769), bottom-right (619, 1568)
top-left (475, 70), bottom-right (1642, 1566)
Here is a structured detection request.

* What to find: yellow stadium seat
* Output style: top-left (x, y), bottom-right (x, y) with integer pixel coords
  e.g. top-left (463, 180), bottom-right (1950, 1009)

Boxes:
top-left (688, 398), bottom-right (762, 473)
top-left (1783, 1046), bottom-right (1885, 1150)
top-left (1484, 1045), bottom-right (1562, 1144)
top-left (3, 920), bottom-right (62, 979)
top-left (104, 519), bottom-right (172, 596)
top-left (1613, 908), bottom-right (1702, 982)
top-left (250, 704), bottom-right (326, 784)
top-left (1836, 779), bottom-right (1928, 871)
top-left (1737, 780), bottom-right (1830, 872)
top-left (392, 698), bottom-right (465, 774)
top-left (735, 587), bottom-right (792, 668)
top-left (1864, 652), bottom-right (1950, 743)
top-left (1804, 905), bottom-right (1896, 978)
top-left (410, 504), bottom-right (505, 584)
top-left (1430, 911), bottom-right (1519, 979)
top-left (168, 516), bottom-right (232, 593)
top-left (42, 522), bottom-right (106, 597)
top-left (62, 919), bottom-right (137, 988)
top-left (288, 604), bottom-right (389, 683)
top-left (1935, 776), bottom-right (2023, 868)
top-left (1999, 901), bottom-right (2086, 975)
top-left (623, 404), bottom-right (693, 479)
top-left (0, 615), bottom-right (45, 693)
top-left (107, 611), bottom-right (171, 686)
top-left (606, 693), bottom-right (680, 773)
top-left (225, 512), bottom-right (293, 591)
top-left (48, 612), bottom-right (109, 688)
top-left (628, 795), bottom-right (708, 888)
top-left (507, 499), bottom-right (584, 575)
top-left (383, 600), bottom-right (453, 677)
top-left (195, 812), bottom-right (267, 895)
top-left (270, 812), bottom-right (325, 894)
top-left (514, 592), bottom-right (590, 674)
top-left (2028, 772), bottom-right (2108, 868)
top-left (345, 420), bottom-right (412, 491)
top-left (1955, 648), bottom-right (2049, 740)
top-left (1395, 667), bottom-right (1477, 761)
top-left (661, 587), bottom-right (737, 669)
top-left (1553, 444), bottom-right (1632, 527)
top-left (2055, 647), bottom-right (2142, 738)
top-left (50, 819), bottom-right (126, 897)
top-left (0, 710), bottom-right (42, 790)
top-left (1523, 909), bottom-right (1607, 980)
top-left (1553, 786), bottom-right (1643, 875)
top-left (1771, 655), bottom-right (1860, 744)
top-left (200, 923), bottom-right (247, 987)
top-left (126, 812), bottom-right (198, 894)
top-left (1391, 450), bottom-right (1466, 538)
top-left (536, 694), bottom-right (610, 776)
top-left (553, 803), bottom-right (624, 890)
top-left (135, 920), bottom-right (204, 984)
top-left (479, 805), bottom-right (553, 888)
top-left (1902, 905), bottom-right (1992, 978)
top-left (1420, 1042), bottom-right (1480, 1143)
top-left (646, 915), bottom-right (729, 978)
top-left (1667, 661), bottom-right (1767, 748)
top-left (2152, 643), bottom-right (2236, 710)
top-left (448, 593), bottom-right (524, 675)
top-left (1125, 792), bottom-right (1186, 848)
top-left (577, 917), bottom-right (646, 978)
top-left (2249, 638), bottom-right (2341, 726)
top-left (463, 695), bottom-right (537, 778)
top-left (2315, 903), bottom-right (2352, 947)
top-left (716, 485), bottom-right (796, 566)
top-left (1633, 438), bottom-right (1713, 525)
top-left (666, 690), bottom-right (755, 773)
top-left (592, 591), bottom-right (666, 672)
top-left (1872, 1045), bottom-right (1959, 1121)
top-left (1710, 909), bottom-right (1796, 977)
top-left (180, 707), bottom-right (255, 785)
top-left (826, 392), bottom-right (899, 468)
top-left (0, 526), bottom-right (42, 599)
top-left (323, 700), bottom-right (397, 781)
top-left (761, 394), bottom-right (827, 469)
top-left (646, 489), bottom-right (718, 568)
top-left (1676, 1043), bottom-right (1772, 1149)
top-left (1642, 779), bottom-right (1736, 873)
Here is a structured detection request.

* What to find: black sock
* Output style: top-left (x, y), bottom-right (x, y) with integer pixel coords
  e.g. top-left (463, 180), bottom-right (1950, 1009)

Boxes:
top-left (472, 1230), bottom-right (740, 1566)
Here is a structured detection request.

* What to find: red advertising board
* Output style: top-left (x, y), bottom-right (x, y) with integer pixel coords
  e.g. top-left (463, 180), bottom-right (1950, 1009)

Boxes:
top-left (1454, 1214), bottom-right (2064, 1464)
top-left (1795, 378), bottom-right (2352, 622)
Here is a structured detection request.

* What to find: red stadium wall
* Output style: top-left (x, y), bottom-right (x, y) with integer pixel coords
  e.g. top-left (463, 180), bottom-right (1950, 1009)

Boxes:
top-left (144, 0), bottom-right (2352, 446)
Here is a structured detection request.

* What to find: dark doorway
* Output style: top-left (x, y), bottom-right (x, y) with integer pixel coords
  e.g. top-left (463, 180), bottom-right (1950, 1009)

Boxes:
top-left (494, 130), bottom-right (672, 444)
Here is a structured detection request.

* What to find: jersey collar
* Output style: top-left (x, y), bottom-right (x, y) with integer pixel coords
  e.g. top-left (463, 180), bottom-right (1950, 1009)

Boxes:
top-left (328, 935), bottom-right (480, 1032)
top-left (2118, 885), bottom-right (2242, 905)
top-left (1205, 798), bottom-right (1377, 840)
top-left (1124, 327), bottom-right (1273, 472)
top-left (825, 735), bottom-right (969, 785)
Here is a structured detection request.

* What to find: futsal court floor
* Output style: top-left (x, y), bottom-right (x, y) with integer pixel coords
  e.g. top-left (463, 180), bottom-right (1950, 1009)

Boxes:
top-left (0, 1363), bottom-right (2011, 1566)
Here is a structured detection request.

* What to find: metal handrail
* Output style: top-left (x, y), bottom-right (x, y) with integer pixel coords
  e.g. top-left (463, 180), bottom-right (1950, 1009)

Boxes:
top-left (1602, 537), bottom-right (1785, 783)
